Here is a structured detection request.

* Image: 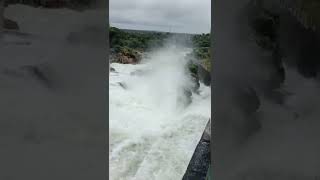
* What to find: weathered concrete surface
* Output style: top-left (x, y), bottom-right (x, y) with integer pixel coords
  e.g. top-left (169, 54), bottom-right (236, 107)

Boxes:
top-left (183, 119), bottom-right (211, 180)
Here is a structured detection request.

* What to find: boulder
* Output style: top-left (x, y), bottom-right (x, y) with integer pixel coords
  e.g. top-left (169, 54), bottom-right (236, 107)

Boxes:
top-left (190, 73), bottom-right (200, 93)
top-left (116, 51), bottom-right (141, 64)
top-left (197, 64), bottom-right (211, 86)
top-left (118, 54), bottom-right (136, 64)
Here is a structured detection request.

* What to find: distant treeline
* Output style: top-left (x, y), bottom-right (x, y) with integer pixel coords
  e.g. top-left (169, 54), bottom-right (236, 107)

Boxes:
top-left (110, 26), bottom-right (169, 52)
top-left (109, 26), bottom-right (211, 70)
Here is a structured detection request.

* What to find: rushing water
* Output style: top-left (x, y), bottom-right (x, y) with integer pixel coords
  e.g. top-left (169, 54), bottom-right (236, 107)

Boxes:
top-left (109, 45), bottom-right (211, 180)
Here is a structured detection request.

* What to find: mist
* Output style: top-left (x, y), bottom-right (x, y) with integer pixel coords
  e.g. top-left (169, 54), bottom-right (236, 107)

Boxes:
top-left (109, 36), bottom-right (211, 179)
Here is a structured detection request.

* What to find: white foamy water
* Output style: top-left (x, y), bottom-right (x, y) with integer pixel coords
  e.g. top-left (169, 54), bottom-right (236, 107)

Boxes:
top-left (109, 45), bottom-right (211, 180)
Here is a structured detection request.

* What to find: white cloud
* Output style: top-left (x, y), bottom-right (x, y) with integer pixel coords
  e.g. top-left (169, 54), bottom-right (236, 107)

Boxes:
top-left (110, 0), bottom-right (210, 34)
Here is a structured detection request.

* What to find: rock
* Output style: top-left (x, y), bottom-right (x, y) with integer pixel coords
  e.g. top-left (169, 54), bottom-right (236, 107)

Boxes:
top-left (118, 52), bottom-right (141, 64)
top-left (187, 61), bottom-right (210, 87)
top-left (136, 51), bottom-right (142, 59)
top-left (109, 46), bottom-right (142, 64)
top-left (109, 50), bottom-right (140, 64)
top-left (118, 55), bottom-right (136, 64)
top-left (110, 67), bottom-right (115, 72)
top-left (190, 73), bottom-right (200, 93)
top-left (118, 82), bottom-right (127, 89)
top-left (186, 61), bottom-right (201, 93)
top-left (197, 64), bottom-right (211, 86)
top-left (4, 18), bottom-right (19, 30)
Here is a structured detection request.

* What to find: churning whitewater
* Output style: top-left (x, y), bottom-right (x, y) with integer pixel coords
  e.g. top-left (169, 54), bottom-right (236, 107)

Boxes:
top-left (109, 45), bottom-right (211, 180)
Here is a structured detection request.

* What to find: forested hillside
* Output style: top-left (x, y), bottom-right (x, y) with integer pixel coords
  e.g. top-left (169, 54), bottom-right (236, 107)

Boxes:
top-left (191, 33), bottom-right (211, 72)
top-left (109, 26), bottom-right (210, 69)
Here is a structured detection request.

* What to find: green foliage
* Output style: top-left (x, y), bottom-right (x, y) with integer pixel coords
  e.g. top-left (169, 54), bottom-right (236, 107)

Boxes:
top-left (110, 26), bottom-right (211, 71)
top-left (193, 33), bottom-right (210, 48)
top-left (188, 63), bottom-right (198, 75)
top-left (109, 26), bottom-right (168, 51)
top-left (190, 33), bottom-right (211, 72)
top-left (193, 47), bottom-right (210, 59)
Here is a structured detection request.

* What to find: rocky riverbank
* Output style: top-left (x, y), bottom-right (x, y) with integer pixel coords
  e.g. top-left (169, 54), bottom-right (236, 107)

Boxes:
top-left (109, 48), bottom-right (142, 64)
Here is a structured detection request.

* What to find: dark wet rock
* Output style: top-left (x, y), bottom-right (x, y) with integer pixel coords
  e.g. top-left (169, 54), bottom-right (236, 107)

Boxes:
top-left (190, 73), bottom-right (200, 93)
top-left (109, 52), bottom-right (141, 64)
top-left (118, 52), bottom-right (142, 64)
top-left (109, 48), bottom-right (142, 64)
top-left (197, 64), bottom-right (211, 86)
top-left (118, 55), bottom-right (136, 64)
top-left (187, 60), bottom-right (210, 88)
top-left (118, 82), bottom-right (127, 89)
top-left (187, 61), bottom-right (200, 93)
top-left (110, 67), bottom-right (115, 72)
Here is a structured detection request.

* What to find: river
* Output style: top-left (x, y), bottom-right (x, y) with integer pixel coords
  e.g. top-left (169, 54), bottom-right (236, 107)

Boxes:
top-left (109, 45), bottom-right (211, 180)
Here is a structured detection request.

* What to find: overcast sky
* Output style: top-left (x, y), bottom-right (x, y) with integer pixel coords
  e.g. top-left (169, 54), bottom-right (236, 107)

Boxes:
top-left (110, 0), bottom-right (210, 34)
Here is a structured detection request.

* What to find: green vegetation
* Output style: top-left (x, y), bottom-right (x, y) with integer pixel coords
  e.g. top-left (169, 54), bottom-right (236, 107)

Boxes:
top-left (190, 33), bottom-right (211, 72)
top-left (109, 26), bottom-right (170, 63)
top-left (110, 26), bottom-right (168, 52)
top-left (193, 33), bottom-right (210, 48)
top-left (110, 26), bottom-right (211, 72)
